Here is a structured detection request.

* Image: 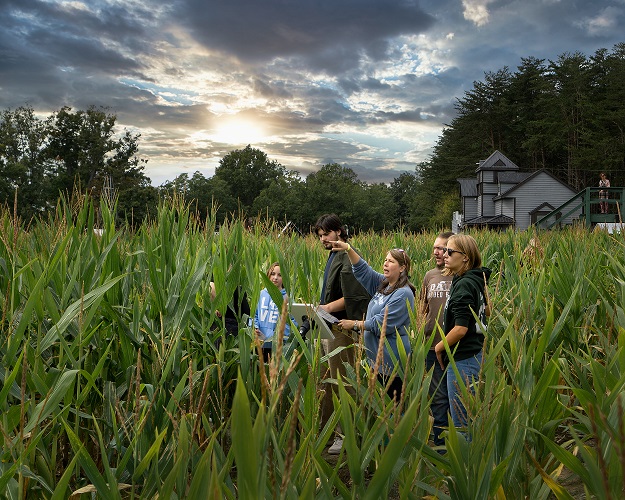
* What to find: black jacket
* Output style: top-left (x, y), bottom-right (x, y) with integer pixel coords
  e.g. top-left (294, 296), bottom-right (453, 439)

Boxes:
top-left (321, 249), bottom-right (370, 321)
top-left (443, 267), bottom-right (491, 361)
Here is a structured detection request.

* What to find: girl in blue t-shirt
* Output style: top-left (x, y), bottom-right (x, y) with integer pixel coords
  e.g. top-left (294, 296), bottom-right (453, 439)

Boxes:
top-left (254, 262), bottom-right (291, 361)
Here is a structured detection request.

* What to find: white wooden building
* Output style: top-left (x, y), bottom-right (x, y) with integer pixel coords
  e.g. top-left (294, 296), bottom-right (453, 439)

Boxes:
top-left (457, 150), bottom-right (581, 230)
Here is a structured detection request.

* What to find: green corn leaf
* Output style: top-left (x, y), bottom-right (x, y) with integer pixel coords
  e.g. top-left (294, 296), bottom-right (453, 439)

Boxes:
top-left (50, 452), bottom-right (80, 500)
top-left (132, 427), bottom-right (168, 480)
top-left (0, 349), bottom-right (23, 405)
top-left (61, 420), bottom-right (116, 499)
top-left (364, 393), bottom-right (420, 500)
top-left (24, 369), bottom-right (78, 434)
top-left (230, 370), bottom-right (259, 497)
top-left (39, 274), bottom-right (127, 352)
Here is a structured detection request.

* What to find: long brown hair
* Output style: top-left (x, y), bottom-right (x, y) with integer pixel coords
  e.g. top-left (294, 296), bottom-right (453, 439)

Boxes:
top-left (378, 248), bottom-right (417, 295)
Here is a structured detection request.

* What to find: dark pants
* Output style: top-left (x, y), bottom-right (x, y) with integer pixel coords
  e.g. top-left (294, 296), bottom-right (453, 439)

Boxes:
top-left (261, 346), bottom-right (272, 363)
top-left (426, 350), bottom-right (449, 447)
top-left (377, 374), bottom-right (403, 403)
top-left (320, 327), bottom-right (357, 432)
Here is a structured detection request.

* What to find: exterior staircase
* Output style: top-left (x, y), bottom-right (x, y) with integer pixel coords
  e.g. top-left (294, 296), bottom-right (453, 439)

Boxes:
top-left (535, 187), bottom-right (624, 229)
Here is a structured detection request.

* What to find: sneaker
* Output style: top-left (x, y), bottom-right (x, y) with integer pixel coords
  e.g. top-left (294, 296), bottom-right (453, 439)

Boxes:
top-left (328, 436), bottom-right (343, 455)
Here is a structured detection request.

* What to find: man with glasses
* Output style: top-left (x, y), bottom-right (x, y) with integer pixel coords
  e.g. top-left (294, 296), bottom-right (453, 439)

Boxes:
top-left (419, 231), bottom-right (454, 451)
top-left (314, 213), bottom-right (370, 455)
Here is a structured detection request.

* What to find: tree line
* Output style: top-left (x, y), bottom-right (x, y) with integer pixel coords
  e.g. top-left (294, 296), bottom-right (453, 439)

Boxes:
top-left (413, 43), bottom-right (625, 228)
top-left (0, 106), bottom-right (158, 226)
top-left (2, 43), bottom-right (624, 231)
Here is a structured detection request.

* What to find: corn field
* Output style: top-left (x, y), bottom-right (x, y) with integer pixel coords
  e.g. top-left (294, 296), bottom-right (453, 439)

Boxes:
top-left (1, 195), bottom-right (625, 499)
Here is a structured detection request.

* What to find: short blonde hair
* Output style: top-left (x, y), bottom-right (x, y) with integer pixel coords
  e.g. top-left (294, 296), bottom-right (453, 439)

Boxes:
top-left (443, 234), bottom-right (482, 276)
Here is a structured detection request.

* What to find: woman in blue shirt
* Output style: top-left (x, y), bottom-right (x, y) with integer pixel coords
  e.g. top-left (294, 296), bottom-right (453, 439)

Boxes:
top-left (254, 262), bottom-right (291, 361)
top-left (332, 242), bottom-right (416, 402)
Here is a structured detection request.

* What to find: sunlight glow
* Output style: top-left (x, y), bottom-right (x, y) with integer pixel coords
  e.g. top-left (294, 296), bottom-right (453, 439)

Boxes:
top-left (212, 120), bottom-right (267, 145)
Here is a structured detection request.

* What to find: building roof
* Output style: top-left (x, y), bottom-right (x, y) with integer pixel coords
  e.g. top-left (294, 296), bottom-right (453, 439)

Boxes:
top-left (463, 214), bottom-right (515, 227)
top-left (499, 171), bottom-right (532, 184)
top-left (476, 150), bottom-right (520, 173)
top-left (529, 202), bottom-right (555, 214)
top-left (458, 177), bottom-right (478, 197)
top-left (494, 168), bottom-right (576, 200)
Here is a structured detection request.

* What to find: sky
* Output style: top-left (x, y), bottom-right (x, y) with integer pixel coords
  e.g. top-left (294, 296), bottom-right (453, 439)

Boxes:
top-left (1, 0), bottom-right (624, 186)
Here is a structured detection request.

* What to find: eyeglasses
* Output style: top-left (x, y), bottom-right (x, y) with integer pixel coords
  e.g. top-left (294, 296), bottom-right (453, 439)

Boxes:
top-left (394, 248), bottom-right (405, 253)
top-left (443, 247), bottom-right (465, 257)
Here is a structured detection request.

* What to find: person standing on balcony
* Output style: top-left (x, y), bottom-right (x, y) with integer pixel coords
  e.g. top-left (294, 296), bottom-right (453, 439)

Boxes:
top-left (599, 172), bottom-right (610, 214)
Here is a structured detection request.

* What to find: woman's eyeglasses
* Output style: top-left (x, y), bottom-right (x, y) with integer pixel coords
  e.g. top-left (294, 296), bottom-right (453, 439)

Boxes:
top-left (443, 247), bottom-right (465, 256)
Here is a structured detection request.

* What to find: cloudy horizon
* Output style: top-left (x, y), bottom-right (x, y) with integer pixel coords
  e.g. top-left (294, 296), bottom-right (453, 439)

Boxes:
top-left (1, 0), bottom-right (623, 186)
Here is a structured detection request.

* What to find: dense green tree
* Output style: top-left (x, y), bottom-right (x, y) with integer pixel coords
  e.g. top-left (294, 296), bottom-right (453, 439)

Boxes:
top-left (1, 105), bottom-right (153, 224)
top-left (508, 57), bottom-right (558, 171)
top-left (408, 163), bottom-right (462, 232)
top-left (115, 176), bottom-right (158, 228)
top-left (159, 171), bottom-right (238, 224)
top-left (0, 106), bottom-right (53, 220)
top-left (353, 183), bottom-right (396, 232)
top-left (47, 107), bottom-right (115, 193)
top-left (546, 52), bottom-right (593, 190)
top-left (460, 68), bottom-right (515, 153)
top-left (98, 127), bottom-right (157, 226)
top-left (213, 145), bottom-right (288, 213)
top-left (252, 170), bottom-right (305, 225)
top-left (159, 173), bottom-right (191, 197)
top-left (583, 44), bottom-right (625, 184)
top-left (390, 171), bottom-right (420, 228)
top-left (299, 163), bottom-right (362, 228)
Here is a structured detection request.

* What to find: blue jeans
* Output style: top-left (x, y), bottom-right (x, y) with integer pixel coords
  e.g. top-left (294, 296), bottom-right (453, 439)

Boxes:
top-left (426, 350), bottom-right (449, 447)
top-left (447, 350), bottom-right (483, 430)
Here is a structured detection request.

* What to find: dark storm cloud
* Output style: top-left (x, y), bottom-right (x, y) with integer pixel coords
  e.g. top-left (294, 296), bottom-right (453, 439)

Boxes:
top-left (373, 109), bottom-right (427, 123)
top-left (274, 136), bottom-right (364, 166)
top-left (252, 77), bottom-right (293, 99)
top-left (0, 0), bottom-right (158, 112)
top-left (178, 0), bottom-right (436, 72)
top-left (346, 163), bottom-right (414, 183)
top-left (338, 77), bottom-right (392, 94)
top-left (1, 0), bottom-right (624, 186)
top-left (269, 137), bottom-right (413, 183)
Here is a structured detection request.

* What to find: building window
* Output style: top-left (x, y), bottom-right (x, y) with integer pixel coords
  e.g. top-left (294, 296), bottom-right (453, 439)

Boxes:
top-left (532, 211), bottom-right (561, 225)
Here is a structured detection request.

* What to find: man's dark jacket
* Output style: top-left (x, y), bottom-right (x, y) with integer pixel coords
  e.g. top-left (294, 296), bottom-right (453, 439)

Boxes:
top-left (321, 249), bottom-right (370, 321)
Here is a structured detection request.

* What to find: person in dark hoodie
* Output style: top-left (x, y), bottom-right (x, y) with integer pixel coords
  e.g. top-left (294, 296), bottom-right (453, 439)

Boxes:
top-left (435, 233), bottom-right (490, 432)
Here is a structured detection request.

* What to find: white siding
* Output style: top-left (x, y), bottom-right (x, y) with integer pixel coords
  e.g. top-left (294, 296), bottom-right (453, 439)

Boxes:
top-left (499, 182), bottom-right (516, 195)
top-left (497, 198), bottom-right (515, 219)
top-left (508, 172), bottom-right (580, 229)
top-left (481, 182), bottom-right (498, 216)
top-left (464, 197), bottom-right (478, 219)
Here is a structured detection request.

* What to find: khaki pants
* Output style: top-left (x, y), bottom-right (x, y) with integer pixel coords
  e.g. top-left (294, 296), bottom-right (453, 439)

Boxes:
top-left (320, 326), bottom-right (357, 432)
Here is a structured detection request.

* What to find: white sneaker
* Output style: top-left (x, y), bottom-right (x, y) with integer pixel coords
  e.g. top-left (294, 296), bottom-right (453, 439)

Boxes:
top-left (328, 436), bottom-right (343, 455)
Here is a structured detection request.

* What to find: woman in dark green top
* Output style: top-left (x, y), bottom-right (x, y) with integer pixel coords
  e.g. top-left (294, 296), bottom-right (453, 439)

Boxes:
top-left (434, 234), bottom-right (490, 432)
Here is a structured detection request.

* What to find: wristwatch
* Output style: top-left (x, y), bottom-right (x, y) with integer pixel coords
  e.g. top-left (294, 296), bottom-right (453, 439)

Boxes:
top-left (352, 322), bottom-right (359, 332)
